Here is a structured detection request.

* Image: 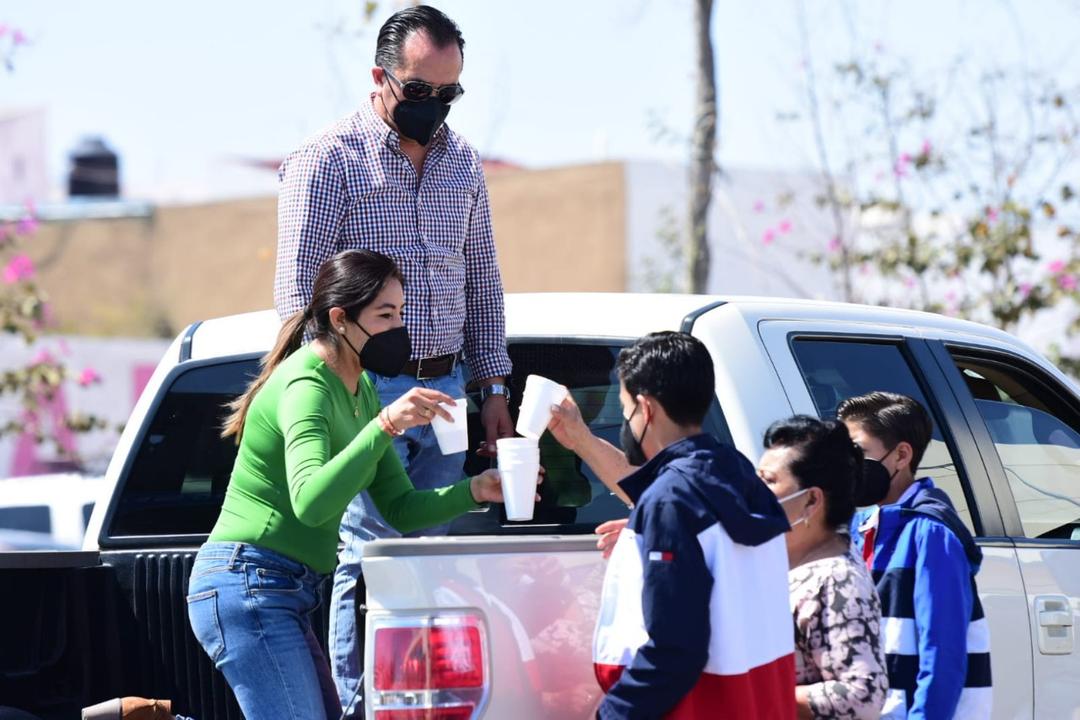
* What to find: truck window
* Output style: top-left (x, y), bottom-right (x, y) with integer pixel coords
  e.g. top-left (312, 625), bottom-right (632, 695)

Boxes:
top-left (789, 338), bottom-right (977, 534)
top-left (108, 345), bottom-right (733, 540)
top-left (451, 341), bottom-right (732, 535)
top-left (109, 359), bottom-right (257, 538)
top-left (0, 505), bottom-right (51, 534)
top-left (949, 351), bottom-right (1080, 540)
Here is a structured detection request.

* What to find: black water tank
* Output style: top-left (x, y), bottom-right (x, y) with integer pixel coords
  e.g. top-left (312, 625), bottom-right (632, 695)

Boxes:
top-left (67, 137), bottom-right (120, 197)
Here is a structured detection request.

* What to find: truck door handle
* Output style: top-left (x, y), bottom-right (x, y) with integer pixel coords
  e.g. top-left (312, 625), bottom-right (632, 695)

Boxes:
top-left (1035, 595), bottom-right (1075, 655)
top-left (1039, 610), bottom-right (1073, 627)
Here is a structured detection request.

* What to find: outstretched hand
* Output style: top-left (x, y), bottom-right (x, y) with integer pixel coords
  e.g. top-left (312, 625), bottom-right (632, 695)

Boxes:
top-left (595, 518), bottom-right (629, 560)
top-left (547, 395), bottom-right (590, 453)
top-left (470, 467), bottom-right (543, 504)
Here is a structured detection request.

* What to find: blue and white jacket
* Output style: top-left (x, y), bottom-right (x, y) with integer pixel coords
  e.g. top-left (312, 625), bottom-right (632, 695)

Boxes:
top-left (593, 434), bottom-right (795, 719)
top-left (854, 478), bottom-right (993, 719)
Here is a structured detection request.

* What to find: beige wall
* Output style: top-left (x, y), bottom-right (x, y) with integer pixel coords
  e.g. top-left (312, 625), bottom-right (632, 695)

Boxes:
top-left (487, 162), bottom-right (625, 292)
top-left (24, 196), bottom-right (276, 337)
top-left (22, 162), bottom-right (626, 338)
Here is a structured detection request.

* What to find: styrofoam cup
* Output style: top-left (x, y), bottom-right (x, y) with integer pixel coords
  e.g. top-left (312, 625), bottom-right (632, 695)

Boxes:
top-left (430, 398), bottom-right (468, 455)
top-left (498, 458), bottom-right (539, 521)
top-left (515, 375), bottom-right (569, 439)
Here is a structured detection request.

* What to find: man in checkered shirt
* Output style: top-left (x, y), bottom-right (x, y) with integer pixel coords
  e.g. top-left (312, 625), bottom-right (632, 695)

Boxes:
top-left (273, 6), bottom-right (512, 717)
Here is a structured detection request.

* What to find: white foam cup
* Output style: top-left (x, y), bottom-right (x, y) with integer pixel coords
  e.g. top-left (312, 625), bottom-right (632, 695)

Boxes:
top-left (497, 437), bottom-right (539, 521)
top-left (515, 375), bottom-right (569, 439)
top-left (430, 398), bottom-right (468, 455)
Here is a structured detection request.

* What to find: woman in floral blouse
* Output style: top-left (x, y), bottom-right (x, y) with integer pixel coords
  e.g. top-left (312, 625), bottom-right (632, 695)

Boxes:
top-left (758, 416), bottom-right (889, 720)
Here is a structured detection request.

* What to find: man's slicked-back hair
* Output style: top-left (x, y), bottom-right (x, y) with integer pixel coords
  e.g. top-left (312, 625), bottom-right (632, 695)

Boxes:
top-left (617, 331), bottom-right (714, 427)
top-left (375, 5), bottom-right (465, 71)
top-left (836, 391), bottom-right (933, 472)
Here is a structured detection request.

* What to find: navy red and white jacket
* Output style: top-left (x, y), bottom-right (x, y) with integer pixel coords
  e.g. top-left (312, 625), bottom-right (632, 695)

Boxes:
top-left (593, 434), bottom-right (795, 719)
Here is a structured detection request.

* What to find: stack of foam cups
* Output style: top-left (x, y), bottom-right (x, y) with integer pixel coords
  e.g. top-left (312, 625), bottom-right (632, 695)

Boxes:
top-left (496, 438), bottom-right (540, 521)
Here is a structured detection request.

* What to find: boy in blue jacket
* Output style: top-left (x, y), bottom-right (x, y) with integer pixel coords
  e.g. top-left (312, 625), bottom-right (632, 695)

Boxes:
top-left (838, 392), bottom-right (992, 719)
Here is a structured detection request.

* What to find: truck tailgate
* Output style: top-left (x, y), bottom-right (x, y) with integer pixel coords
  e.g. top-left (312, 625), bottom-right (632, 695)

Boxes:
top-left (362, 536), bottom-right (605, 719)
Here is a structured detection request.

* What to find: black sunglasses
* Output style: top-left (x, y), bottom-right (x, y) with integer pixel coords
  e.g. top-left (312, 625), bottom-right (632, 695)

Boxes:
top-left (382, 67), bottom-right (465, 105)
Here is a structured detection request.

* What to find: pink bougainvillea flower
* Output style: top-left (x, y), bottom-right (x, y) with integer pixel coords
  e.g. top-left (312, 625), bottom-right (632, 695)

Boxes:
top-left (752, 199), bottom-right (765, 213)
top-left (893, 159), bottom-right (910, 178)
top-left (0, 24), bottom-right (8, 38)
top-left (921, 139), bottom-right (932, 156)
top-left (945, 290), bottom-right (957, 302)
top-left (986, 206), bottom-right (1000, 223)
top-left (1059, 274), bottom-right (1078, 292)
top-left (2, 254), bottom-right (34, 284)
top-left (1048, 259), bottom-right (1067, 274)
top-left (1019, 282), bottom-right (1033, 298)
top-left (31, 349), bottom-right (55, 366)
top-left (778, 219), bottom-right (793, 234)
top-left (12, 29), bottom-right (27, 45)
top-left (16, 215), bottom-right (39, 235)
top-left (828, 236), bottom-right (843, 253)
top-left (762, 228), bottom-right (777, 245)
top-left (76, 367), bottom-right (101, 387)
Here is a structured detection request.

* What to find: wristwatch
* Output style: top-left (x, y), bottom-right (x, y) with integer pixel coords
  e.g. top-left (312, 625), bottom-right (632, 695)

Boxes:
top-left (480, 383), bottom-right (511, 403)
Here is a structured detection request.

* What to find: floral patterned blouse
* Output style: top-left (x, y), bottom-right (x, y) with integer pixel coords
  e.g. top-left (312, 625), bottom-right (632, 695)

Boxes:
top-left (789, 551), bottom-right (888, 719)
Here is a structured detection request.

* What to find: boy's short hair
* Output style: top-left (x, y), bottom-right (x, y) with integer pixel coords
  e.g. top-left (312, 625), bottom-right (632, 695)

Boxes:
top-left (836, 391), bottom-right (933, 472)
top-left (617, 331), bottom-right (714, 427)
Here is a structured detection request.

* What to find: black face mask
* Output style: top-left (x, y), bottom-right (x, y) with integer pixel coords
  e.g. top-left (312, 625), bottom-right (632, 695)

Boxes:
top-left (340, 321), bottom-right (411, 378)
top-left (620, 403), bottom-right (649, 467)
top-left (392, 97), bottom-right (451, 147)
top-left (857, 458), bottom-right (893, 507)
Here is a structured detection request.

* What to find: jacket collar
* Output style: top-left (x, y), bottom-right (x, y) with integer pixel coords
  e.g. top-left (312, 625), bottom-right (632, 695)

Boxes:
top-left (617, 433), bottom-right (717, 506)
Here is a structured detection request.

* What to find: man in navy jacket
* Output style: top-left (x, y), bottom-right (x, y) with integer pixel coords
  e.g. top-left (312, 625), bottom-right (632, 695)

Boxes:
top-left (548, 331), bottom-right (794, 719)
top-left (840, 392), bottom-right (992, 719)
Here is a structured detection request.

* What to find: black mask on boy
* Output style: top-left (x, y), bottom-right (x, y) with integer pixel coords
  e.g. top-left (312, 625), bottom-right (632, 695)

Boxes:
top-left (620, 402), bottom-right (649, 466)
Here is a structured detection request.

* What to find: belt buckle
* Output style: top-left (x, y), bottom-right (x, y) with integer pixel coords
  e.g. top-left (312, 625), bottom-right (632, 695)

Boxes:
top-left (415, 355), bottom-right (439, 381)
top-left (414, 353), bottom-right (457, 381)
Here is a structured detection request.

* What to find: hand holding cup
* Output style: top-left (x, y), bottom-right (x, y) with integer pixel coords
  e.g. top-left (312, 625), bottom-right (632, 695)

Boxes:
top-left (385, 387), bottom-right (456, 431)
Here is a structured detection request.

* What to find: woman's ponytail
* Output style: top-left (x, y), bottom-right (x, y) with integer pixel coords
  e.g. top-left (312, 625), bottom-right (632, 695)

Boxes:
top-left (221, 310), bottom-right (307, 441)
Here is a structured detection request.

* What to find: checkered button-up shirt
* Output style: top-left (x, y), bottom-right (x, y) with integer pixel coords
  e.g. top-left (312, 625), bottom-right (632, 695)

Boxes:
top-left (274, 97), bottom-right (512, 381)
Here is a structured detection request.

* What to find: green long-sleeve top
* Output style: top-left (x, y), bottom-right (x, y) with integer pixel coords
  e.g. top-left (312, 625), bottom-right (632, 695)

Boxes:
top-left (209, 345), bottom-right (477, 573)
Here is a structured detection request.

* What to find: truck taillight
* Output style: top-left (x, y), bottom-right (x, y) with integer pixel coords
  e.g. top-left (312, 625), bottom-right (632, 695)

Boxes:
top-left (370, 614), bottom-right (489, 720)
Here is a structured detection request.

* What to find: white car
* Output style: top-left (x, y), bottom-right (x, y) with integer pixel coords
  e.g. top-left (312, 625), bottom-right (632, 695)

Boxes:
top-left (0, 472), bottom-right (105, 549)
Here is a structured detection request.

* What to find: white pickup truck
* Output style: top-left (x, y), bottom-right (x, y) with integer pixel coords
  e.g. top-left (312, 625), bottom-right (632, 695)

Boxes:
top-left (73, 293), bottom-right (1080, 719)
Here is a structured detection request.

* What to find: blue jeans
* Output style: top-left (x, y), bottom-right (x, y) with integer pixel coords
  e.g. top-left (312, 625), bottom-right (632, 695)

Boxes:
top-left (329, 366), bottom-right (468, 718)
top-left (186, 542), bottom-right (339, 720)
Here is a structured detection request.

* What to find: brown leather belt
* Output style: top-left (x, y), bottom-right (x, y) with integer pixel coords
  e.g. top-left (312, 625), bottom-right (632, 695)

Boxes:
top-left (400, 352), bottom-right (460, 380)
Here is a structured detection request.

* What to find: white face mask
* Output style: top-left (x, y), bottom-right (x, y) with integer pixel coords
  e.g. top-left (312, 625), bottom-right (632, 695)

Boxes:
top-left (779, 487), bottom-right (812, 528)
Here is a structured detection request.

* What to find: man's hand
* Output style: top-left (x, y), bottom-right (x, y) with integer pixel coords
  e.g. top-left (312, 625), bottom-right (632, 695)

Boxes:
top-left (548, 396), bottom-right (591, 453)
top-left (595, 518), bottom-right (629, 560)
top-left (479, 394), bottom-right (514, 456)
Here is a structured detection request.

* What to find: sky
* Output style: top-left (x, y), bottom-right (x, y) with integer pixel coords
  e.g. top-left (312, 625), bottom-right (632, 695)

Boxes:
top-left (3, 0), bottom-right (1080, 202)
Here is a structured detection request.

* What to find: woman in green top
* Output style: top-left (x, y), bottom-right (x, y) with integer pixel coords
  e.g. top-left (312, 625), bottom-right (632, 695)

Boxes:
top-left (186, 250), bottom-right (509, 719)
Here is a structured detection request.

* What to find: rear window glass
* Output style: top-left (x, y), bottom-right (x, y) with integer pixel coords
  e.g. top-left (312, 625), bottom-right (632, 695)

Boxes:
top-left (109, 344), bottom-right (732, 539)
top-left (109, 359), bottom-right (255, 537)
top-left (452, 342), bottom-right (731, 535)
